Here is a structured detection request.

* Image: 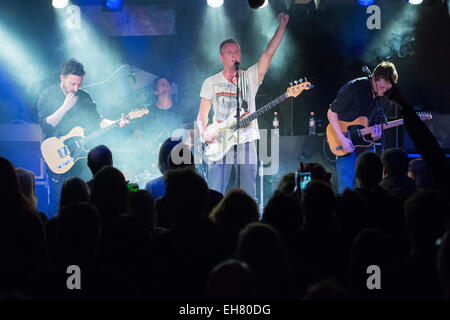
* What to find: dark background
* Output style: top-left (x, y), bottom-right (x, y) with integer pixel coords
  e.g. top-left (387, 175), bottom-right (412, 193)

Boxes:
top-left (1, 0), bottom-right (449, 128)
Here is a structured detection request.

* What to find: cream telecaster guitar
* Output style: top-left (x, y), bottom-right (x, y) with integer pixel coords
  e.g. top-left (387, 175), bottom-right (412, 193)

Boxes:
top-left (201, 80), bottom-right (313, 162)
top-left (326, 112), bottom-right (432, 156)
top-left (41, 107), bottom-right (149, 174)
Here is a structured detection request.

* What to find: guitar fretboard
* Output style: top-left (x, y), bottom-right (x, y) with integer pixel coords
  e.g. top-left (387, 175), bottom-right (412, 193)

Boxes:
top-left (79, 118), bottom-right (125, 147)
top-left (359, 113), bottom-right (431, 136)
top-left (231, 93), bottom-right (289, 130)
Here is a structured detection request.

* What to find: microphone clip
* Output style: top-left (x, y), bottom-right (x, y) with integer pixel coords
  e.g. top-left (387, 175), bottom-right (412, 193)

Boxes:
top-left (233, 61), bottom-right (240, 73)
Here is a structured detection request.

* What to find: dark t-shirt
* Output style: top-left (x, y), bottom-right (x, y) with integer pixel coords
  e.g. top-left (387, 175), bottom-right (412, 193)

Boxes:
top-left (37, 84), bottom-right (102, 180)
top-left (330, 77), bottom-right (394, 126)
top-left (132, 102), bottom-right (192, 144)
top-left (37, 84), bottom-right (102, 140)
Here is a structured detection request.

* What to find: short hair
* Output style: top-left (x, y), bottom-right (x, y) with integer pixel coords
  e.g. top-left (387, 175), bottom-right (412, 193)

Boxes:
top-left (61, 58), bottom-right (86, 77)
top-left (355, 151), bottom-right (383, 188)
top-left (167, 143), bottom-right (195, 171)
top-left (59, 177), bottom-right (90, 209)
top-left (152, 76), bottom-right (170, 93)
top-left (157, 137), bottom-right (182, 174)
top-left (408, 158), bottom-right (433, 189)
top-left (373, 61), bottom-right (398, 84)
top-left (219, 39), bottom-right (239, 54)
top-left (381, 148), bottom-right (409, 177)
top-left (164, 168), bottom-right (209, 219)
top-left (87, 145), bottom-right (113, 176)
top-left (301, 162), bottom-right (332, 186)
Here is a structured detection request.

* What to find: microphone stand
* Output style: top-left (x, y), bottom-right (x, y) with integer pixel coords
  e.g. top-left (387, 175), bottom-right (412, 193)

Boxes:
top-left (369, 77), bottom-right (388, 154)
top-left (235, 64), bottom-right (241, 189)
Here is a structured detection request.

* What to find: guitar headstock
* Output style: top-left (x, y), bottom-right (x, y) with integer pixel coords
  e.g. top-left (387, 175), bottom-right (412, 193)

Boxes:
top-left (286, 77), bottom-right (314, 98)
top-left (417, 112), bottom-right (432, 121)
top-left (128, 105), bottom-right (150, 120)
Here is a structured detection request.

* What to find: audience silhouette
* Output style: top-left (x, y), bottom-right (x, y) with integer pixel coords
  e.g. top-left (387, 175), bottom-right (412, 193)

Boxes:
top-left (1, 107), bottom-right (449, 302)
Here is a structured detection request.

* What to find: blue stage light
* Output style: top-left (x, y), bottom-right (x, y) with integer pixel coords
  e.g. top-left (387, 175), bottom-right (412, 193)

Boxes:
top-left (358, 0), bottom-right (375, 6)
top-left (106, 0), bottom-right (122, 10)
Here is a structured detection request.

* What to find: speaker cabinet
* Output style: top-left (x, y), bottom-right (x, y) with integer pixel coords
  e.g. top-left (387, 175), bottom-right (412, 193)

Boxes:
top-left (0, 121), bottom-right (49, 213)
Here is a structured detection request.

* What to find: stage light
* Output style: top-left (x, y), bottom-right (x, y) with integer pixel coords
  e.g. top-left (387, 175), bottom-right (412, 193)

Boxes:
top-left (249, 0), bottom-right (265, 9)
top-left (406, 0), bottom-right (423, 4)
top-left (52, 0), bottom-right (68, 9)
top-left (260, 0), bottom-right (269, 8)
top-left (358, 0), bottom-right (374, 5)
top-left (106, 0), bottom-right (122, 10)
top-left (207, 0), bottom-right (224, 8)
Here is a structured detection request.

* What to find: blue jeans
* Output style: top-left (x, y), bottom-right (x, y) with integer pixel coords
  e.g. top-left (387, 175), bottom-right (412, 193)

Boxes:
top-left (208, 141), bottom-right (257, 199)
top-left (336, 152), bottom-right (358, 194)
top-left (47, 159), bottom-right (90, 218)
top-left (336, 147), bottom-right (375, 194)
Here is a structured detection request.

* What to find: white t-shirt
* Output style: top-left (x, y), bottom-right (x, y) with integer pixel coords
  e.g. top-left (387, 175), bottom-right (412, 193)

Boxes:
top-left (200, 63), bottom-right (262, 143)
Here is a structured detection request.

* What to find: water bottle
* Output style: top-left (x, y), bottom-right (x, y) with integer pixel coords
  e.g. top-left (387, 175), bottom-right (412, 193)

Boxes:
top-left (316, 119), bottom-right (323, 136)
top-left (308, 111), bottom-right (316, 136)
top-left (273, 112), bottom-right (279, 134)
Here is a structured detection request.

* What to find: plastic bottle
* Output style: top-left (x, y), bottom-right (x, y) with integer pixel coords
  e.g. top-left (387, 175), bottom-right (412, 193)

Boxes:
top-left (273, 112), bottom-right (279, 134)
top-left (308, 111), bottom-right (316, 136)
top-left (316, 119), bottom-right (323, 136)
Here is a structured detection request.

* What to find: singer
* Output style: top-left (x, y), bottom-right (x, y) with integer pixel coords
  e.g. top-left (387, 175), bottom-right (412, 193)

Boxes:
top-left (327, 61), bottom-right (399, 193)
top-left (197, 12), bottom-right (289, 199)
top-left (36, 58), bottom-right (129, 215)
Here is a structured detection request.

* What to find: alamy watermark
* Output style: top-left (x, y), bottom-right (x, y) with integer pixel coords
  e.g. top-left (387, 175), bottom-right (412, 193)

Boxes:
top-left (169, 124), bottom-right (280, 176)
top-left (366, 265), bottom-right (381, 290)
top-left (66, 265), bottom-right (81, 290)
top-left (366, 5), bottom-right (381, 30)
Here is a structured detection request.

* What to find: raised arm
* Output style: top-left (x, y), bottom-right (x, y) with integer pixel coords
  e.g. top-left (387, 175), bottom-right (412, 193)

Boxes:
top-left (257, 12), bottom-right (289, 84)
top-left (45, 92), bottom-right (78, 127)
top-left (389, 84), bottom-right (450, 196)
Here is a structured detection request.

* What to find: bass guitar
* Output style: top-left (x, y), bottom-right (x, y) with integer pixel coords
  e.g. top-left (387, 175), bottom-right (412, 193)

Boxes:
top-left (201, 80), bottom-right (313, 162)
top-left (41, 107), bottom-right (149, 174)
top-left (326, 112), bottom-right (432, 156)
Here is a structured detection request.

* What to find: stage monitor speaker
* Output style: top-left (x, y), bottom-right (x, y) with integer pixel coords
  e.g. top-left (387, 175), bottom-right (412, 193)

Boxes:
top-left (260, 135), bottom-right (337, 204)
top-left (276, 135), bottom-right (327, 175)
top-left (403, 112), bottom-right (450, 153)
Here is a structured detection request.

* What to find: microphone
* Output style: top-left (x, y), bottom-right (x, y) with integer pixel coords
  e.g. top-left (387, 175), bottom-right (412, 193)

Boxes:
top-left (234, 61), bottom-right (240, 72)
top-left (129, 65), bottom-right (136, 83)
top-left (362, 66), bottom-right (372, 77)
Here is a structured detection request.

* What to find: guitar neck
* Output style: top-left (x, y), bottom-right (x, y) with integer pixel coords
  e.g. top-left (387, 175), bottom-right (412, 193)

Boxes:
top-left (360, 118), bottom-right (404, 135)
top-left (233, 93), bottom-right (289, 129)
top-left (79, 117), bottom-right (126, 146)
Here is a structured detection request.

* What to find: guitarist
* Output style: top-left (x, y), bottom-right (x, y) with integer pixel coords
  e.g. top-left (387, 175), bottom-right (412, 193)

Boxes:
top-left (37, 58), bottom-right (129, 215)
top-left (327, 61), bottom-right (399, 193)
top-left (197, 12), bottom-right (289, 199)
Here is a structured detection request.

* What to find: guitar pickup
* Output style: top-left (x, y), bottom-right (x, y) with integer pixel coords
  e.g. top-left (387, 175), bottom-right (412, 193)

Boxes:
top-left (57, 157), bottom-right (74, 169)
top-left (57, 145), bottom-right (70, 158)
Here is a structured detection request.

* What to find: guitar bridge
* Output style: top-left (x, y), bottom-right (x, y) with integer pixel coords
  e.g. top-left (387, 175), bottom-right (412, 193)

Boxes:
top-left (57, 157), bottom-right (74, 169)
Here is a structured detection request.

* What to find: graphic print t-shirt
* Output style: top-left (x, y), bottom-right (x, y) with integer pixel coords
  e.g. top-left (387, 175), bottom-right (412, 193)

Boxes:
top-left (200, 63), bottom-right (262, 143)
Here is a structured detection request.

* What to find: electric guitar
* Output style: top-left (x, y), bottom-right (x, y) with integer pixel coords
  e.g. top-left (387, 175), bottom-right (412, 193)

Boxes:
top-left (201, 80), bottom-right (313, 162)
top-left (41, 107), bottom-right (149, 174)
top-left (326, 112), bottom-right (432, 156)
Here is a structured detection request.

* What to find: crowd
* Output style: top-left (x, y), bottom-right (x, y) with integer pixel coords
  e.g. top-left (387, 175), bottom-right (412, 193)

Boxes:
top-left (0, 96), bottom-right (449, 300)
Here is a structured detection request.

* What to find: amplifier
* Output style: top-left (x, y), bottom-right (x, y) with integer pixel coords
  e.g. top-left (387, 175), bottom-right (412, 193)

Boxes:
top-left (0, 120), bottom-right (45, 179)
